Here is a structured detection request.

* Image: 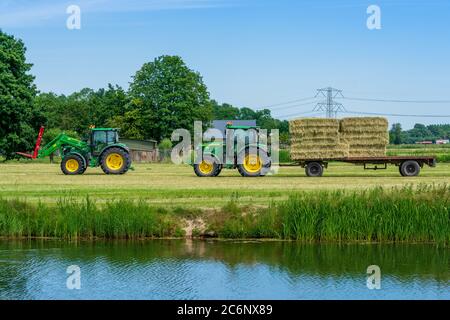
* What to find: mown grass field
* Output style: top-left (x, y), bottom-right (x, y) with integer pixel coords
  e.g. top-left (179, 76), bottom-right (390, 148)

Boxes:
top-left (1, 161), bottom-right (449, 207)
top-left (387, 144), bottom-right (450, 162)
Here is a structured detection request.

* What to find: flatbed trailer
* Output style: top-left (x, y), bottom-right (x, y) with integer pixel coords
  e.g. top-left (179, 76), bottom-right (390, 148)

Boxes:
top-left (282, 156), bottom-right (437, 177)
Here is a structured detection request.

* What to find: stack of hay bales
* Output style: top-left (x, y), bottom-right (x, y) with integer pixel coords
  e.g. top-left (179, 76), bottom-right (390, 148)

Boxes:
top-left (340, 117), bottom-right (389, 157)
top-left (289, 118), bottom-right (349, 160)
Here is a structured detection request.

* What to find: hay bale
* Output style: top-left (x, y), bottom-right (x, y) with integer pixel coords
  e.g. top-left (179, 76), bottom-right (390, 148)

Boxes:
top-left (340, 117), bottom-right (388, 130)
top-left (347, 148), bottom-right (387, 157)
top-left (288, 117), bottom-right (389, 160)
top-left (290, 118), bottom-right (340, 129)
top-left (289, 118), bottom-right (346, 160)
top-left (340, 117), bottom-right (389, 157)
top-left (290, 143), bottom-right (349, 160)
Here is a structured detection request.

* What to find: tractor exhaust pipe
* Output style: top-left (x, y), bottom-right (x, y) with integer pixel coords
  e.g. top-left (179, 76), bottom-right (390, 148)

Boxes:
top-left (16, 126), bottom-right (45, 159)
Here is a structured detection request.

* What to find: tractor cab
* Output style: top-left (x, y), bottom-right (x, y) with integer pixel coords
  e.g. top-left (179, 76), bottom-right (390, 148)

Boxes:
top-left (225, 124), bottom-right (261, 145)
top-left (89, 128), bottom-right (119, 156)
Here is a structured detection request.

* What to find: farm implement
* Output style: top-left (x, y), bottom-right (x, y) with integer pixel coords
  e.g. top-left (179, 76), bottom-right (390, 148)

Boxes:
top-left (195, 119), bottom-right (437, 177)
top-left (16, 126), bottom-right (132, 175)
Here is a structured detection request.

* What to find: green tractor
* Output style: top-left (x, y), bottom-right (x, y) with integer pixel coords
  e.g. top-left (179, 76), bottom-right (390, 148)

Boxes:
top-left (17, 126), bottom-right (132, 175)
top-left (193, 124), bottom-right (272, 177)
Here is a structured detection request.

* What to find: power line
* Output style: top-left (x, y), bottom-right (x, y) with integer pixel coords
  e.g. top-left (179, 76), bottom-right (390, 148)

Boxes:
top-left (267, 101), bottom-right (317, 111)
top-left (313, 87), bottom-right (345, 118)
top-left (261, 97), bottom-right (316, 109)
top-left (276, 110), bottom-right (321, 119)
top-left (343, 110), bottom-right (450, 118)
top-left (342, 97), bottom-right (450, 104)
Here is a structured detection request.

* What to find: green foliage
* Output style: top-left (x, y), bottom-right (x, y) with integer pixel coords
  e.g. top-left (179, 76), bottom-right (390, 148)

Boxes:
top-left (279, 149), bottom-right (291, 163)
top-left (390, 123), bottom-right (403, 144)
top-left (0, 198), bottom-right (182, 239)
top-left (214, 185), bottom-right (450, 245)
top-left (158, 138), bottom-right (172, 150)
top-left (0, 30), bottom-right (44, 159)
top-left (35, 84), bottom-right (129, 137)
top-left (391, 122), bottom-right (450, 144)
top-left (107, 108), bottom-right (145, 140)
top-left (42, 128), bottom-right (80, 145)
top-left (126, 55), bottom-right (213, 141)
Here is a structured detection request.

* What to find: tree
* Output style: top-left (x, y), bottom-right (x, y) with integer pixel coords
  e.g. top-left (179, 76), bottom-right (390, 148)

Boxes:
top-left (212, 100), bottom-right (240, 120)
top-left (390, 123), bottom-right (403, 145)
top-left (0, 30), bottom-right (44, 159)
top-left (128, 55), bottom-right (212, 141)
top-left (35, 84), bottom-right (129, 136)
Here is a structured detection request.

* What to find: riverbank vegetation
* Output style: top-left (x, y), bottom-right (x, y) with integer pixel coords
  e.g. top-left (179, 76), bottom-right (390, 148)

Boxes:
top-left (1, 185), bottom-right (448, 245)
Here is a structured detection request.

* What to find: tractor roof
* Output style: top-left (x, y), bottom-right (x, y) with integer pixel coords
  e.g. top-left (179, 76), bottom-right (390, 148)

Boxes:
top-left (226, 125), bottom-right (259, 130)
top-left (91, 128), bottom-right (118, 131)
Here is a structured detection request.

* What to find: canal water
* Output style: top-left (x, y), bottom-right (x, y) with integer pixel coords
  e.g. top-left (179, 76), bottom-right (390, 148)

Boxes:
top-left (0, 240), bottom-right (448, 300)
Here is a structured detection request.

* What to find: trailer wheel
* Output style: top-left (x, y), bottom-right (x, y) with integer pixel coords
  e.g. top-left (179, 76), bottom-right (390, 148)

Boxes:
top-left (194, 155), bottom-right (222, 177)
top-left (61, 154), bottom-right (86, 175)
top-left (305, 162), bottom-right (324, 177)
top-left (400, 160), bottom-right (421, 177)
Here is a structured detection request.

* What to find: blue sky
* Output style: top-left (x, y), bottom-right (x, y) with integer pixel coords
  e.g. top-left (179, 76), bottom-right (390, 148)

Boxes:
top-left (1, 0), bottom-right (450, 128)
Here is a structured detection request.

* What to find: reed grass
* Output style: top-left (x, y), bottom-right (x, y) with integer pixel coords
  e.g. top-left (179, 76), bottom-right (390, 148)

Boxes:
top-left (0, 186), bottom-right (449, 244)
top-left (0, 198), bottom-right (183, 239)
top-left (214, 185), bottom-right (450, 245)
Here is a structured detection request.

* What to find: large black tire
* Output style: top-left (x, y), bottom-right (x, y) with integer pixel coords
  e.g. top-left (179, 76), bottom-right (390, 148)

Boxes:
top-left (305, 162), bottom-right (324, 177)
top-left (400, 160), bottom-right (421, 177)
top-left (194, 155), bottom-right (222, 177)
top-left (237, 149), bottom-right (271, 177)
top-left (100, 147), bottom-right (131, 175)
top-left (61, 154), bottom-right (86, 175)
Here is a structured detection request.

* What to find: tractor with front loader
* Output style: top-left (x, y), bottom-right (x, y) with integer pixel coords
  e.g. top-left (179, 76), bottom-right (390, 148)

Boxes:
top-left (194, 124), bottom-right (272, 177)
top-left (17, 126), bottom-right (132, 175)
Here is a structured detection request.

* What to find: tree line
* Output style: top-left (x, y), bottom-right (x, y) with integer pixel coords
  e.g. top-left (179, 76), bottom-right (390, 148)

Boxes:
top-left (0, 30), bottom-right (288, 159)
top-left (390, 123), bottom-right (450, 145)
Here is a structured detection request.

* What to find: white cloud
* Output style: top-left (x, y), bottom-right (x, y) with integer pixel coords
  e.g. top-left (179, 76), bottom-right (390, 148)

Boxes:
top-left (0, 0), bottom-right (237, 28)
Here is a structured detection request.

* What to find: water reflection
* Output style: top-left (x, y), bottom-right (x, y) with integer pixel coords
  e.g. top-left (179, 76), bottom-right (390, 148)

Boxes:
top-left (0, 240), bottom-right (448, 299)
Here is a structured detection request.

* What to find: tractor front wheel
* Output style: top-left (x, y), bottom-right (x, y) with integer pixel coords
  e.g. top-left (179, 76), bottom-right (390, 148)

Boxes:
top-left (194, 155), bottom-right (222, 177)
top-left (100, 148), bottom-right (131, 175)
top-left (61, 154), bottom-right (86, 175)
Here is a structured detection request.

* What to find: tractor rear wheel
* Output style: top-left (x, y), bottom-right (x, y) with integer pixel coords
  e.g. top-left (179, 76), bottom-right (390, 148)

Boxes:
top-left (194, 155), bottom-right (222, 177)
top-left (61, 154), bottom-right (86, 175)
top-left (237, 149), bottom-right (271, 177)
top-left (100, 148), bottom-right (131, 175)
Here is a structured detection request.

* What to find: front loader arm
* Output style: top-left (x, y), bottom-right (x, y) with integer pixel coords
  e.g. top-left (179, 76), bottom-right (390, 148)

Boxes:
top-left (37, 134), bottom-right (87, 158)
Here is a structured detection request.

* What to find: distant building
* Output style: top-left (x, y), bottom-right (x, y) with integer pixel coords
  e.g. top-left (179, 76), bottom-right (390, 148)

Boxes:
top-left (119, 138), bottom-right (159, 162)
top-left (415, 141), bottom-right (433, 145)
top-left (436, 139), bottom-right (450, 145)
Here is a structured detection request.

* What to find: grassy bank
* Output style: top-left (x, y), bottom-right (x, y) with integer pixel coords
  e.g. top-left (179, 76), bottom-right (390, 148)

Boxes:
top-left (1, 185), bottom-right (448, 244)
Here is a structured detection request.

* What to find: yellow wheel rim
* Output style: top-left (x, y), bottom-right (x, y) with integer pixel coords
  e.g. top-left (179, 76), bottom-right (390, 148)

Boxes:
top-left (198, 160), bottom-right (214, 175)
top-left (66, 159), bottom-right (79, 173)
top-left (106, 153), bottom-right (124, 170)
top-left (243, 155), bottom-right (262, 173)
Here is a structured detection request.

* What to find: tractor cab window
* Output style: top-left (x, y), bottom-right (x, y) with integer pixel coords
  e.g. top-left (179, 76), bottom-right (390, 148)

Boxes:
top-left (93, 131), bottom-right (107, 145)
top-left (106, 131), bottom-right (118, 144)
top-left (92, 131), bottom-right (108, 155)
